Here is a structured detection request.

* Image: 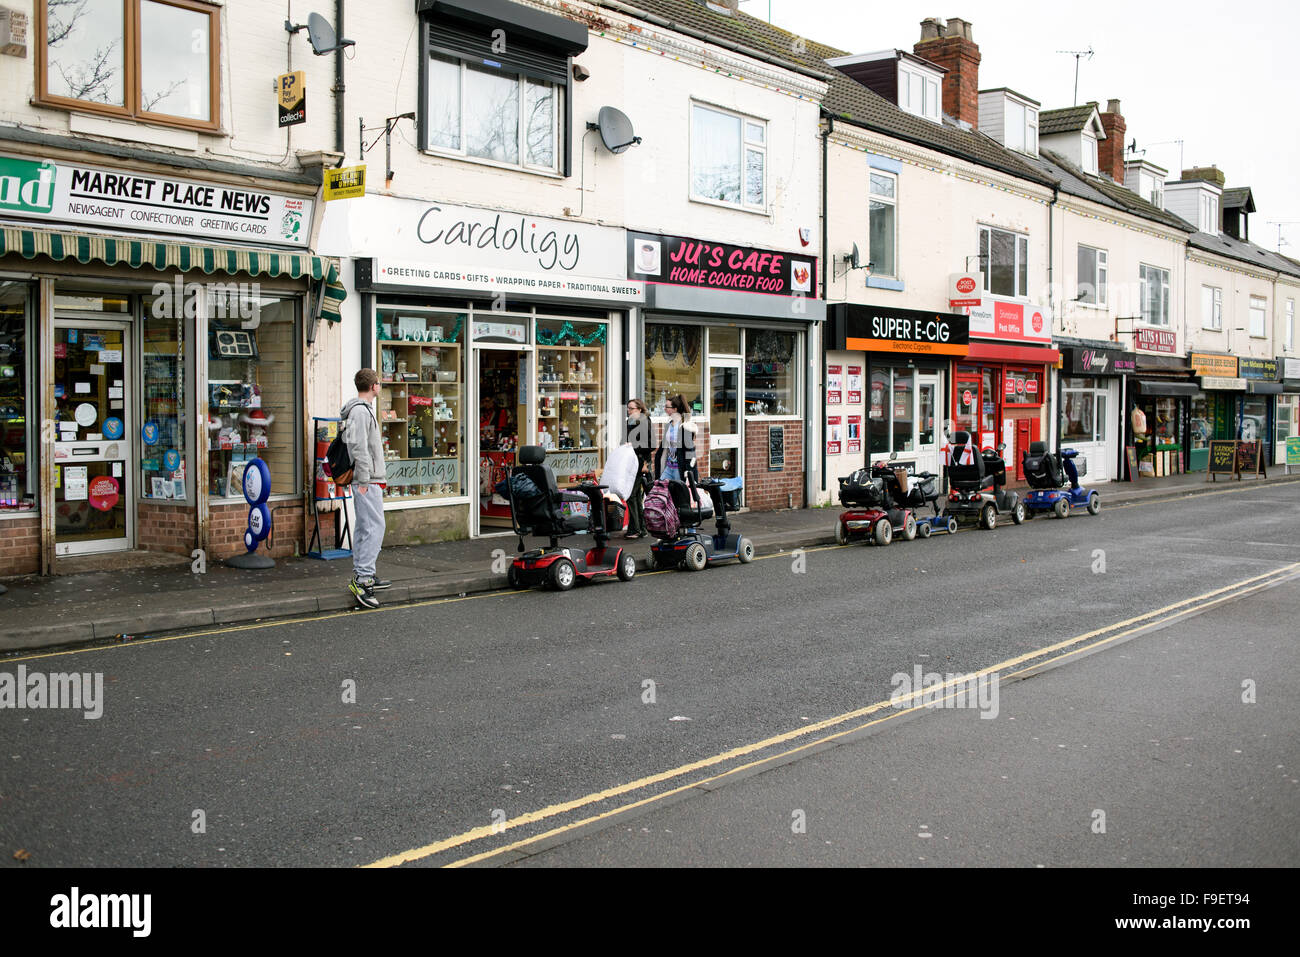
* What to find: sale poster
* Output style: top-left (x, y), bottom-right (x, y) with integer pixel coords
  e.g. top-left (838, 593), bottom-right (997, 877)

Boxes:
top-left (826, 415), bottom-right (842, 455)
top-left (827, 365), bottom-right (843, 405)
top-left (847, 414), bottom-right (862, 453)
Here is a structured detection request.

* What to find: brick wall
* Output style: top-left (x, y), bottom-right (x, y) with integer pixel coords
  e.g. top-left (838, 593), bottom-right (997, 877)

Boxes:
top-left (209, 501), bottom-right (305, 560)
top-left (0, 515), bottom-right (40, 576)
top-left (743, 420), bottom-right (804, 511)
top-left (137, 502), bottom-right (197, 556)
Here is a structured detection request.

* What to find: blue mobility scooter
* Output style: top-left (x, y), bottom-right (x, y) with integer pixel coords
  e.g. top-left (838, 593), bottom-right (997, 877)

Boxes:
top-left (885, 464), bottom-right (957, 538)
top-left (648, 473), bottom-right (755, 571)
top-left (1021, 442), bottom-right (1101, 518)
top-left (504, 445), bottom-right (637, 590)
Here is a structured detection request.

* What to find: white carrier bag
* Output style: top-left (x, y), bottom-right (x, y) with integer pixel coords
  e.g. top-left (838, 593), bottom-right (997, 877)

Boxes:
top-left (602, 444), bottom-right (639, 500)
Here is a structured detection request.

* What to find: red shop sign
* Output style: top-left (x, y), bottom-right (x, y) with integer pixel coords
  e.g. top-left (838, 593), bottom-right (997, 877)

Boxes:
top-left (1004, 377), bottom-right (1016, 396)
top-left (1136, 328), bottom-right (1177, 354)
top-left (1026, 378), bottom-right (1038, 395)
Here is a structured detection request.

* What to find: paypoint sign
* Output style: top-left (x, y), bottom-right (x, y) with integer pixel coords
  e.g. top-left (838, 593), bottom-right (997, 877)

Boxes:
top-left (828, 303), bottom-right (970, 356)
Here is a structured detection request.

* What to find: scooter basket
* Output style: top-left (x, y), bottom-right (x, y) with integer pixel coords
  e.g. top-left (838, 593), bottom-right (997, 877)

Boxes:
top-left (1073, 454), bottom-right (1087, 478)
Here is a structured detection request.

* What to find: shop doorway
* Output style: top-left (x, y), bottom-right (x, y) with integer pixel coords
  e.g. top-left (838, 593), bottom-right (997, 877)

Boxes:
top-left (475, 346), bottom-right (530, 532)
top-left (709, 357), bottom-right (743, 479)
top-left (915, 374), bottom-right (941, 476)
top-left (52, 318), bottom-right (132, 555)
top-left (954, 372), bottom-right (981, 440)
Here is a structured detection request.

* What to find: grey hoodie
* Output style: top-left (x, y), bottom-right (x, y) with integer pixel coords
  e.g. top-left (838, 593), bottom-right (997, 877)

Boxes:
top-left (341, 396), bottom-right (385, 484)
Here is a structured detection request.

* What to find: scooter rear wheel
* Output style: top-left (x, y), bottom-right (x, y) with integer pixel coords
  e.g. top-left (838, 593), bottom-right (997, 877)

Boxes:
top-left (549, 558), bottom-right (576, 591)
top-left (1054, 498), bottom-right (1070, 519)
top-left (980, 504), bottom-right (997, 530)
top-left (917, 522), bottom-right (932, 539)
top-left (1087, 492), bottom-right (1101, 515)
top-left (902, 514), bottom-right (917, 541)
top-left (1012, 501), bottom-right (1026, 525)
top-left (873, 520), bottom-right (893, 546)
top-left (684, 541), bottom-right (708, 571)
top-left (617, 551), bottom-right (637, 581)
top-left (946, 516), bottom-right (958, 534)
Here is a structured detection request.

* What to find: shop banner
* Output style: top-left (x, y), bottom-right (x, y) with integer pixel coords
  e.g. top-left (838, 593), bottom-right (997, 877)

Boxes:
top-left (0, 154), bottom-right (312, 246)
top-left (370, 259), bottom-right (644, 304)
top-left (1190, 353), bottom-right (1238, 377)
top-left (1238, 357), bottom-right (1279, 380)
top-left (628, 231), bottom-right (816, 298)
top-left (1136, 327), bottom-right (1177, 354)
top-left (1199, 376), bottom-right (1246, 391)
top-left (831, 303), bottom-right (969, 355)
top-left (1066, 346), bottom-right (1135, 375)
top-left (962, 297), bottom-right (1051, 344)
top-left (1285, 358), bottom-right (1300, 380)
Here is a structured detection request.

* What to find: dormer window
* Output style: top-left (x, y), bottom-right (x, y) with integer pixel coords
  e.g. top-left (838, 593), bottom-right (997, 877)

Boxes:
top-left (829, 51), bottom-right (946, 125)
top-left (900, 64), bottom-right (941, 122)
top-left (1083, 136), bottom-right (1099, 175)
top-left (1200, 193), bottom-right (1219, 233)
top-left (978, 89), bottom-right (1041, 156)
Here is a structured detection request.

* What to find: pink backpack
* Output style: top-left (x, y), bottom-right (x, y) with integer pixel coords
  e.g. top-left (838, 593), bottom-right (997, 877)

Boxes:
top-left (644, 480), bottom-right (680, 538)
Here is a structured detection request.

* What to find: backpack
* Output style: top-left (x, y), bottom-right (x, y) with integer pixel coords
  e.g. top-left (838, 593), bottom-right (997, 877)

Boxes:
top-left (644, 479), bottom-right (680, 539)
top-left (326, 426), bottom-right (353, 486)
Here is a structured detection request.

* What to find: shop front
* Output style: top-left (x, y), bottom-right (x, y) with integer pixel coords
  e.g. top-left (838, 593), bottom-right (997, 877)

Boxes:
top-left (1127, 349), bottom-right (1196, 479)
top-left (1278, 358), bottom-right (1300, 467)
top-left (955, 293), bottom-right (1057, 482)
top-left (1187, 353), bottom-right (1242, 471)
top-left (335, 197), bottom-right (641, 540)
top-left (1239, 358), bottom-right (1280, 463)
top-left (825, 303), bottom-right (968, 486)
top-left (629, 231), bottom-right (822, 510)
top-left (0, 153), bottom-right (341, 576)
top-left (1054, 341), bottom-right (1135, 483)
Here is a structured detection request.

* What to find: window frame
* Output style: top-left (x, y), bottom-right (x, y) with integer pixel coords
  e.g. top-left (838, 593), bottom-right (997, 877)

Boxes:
top-left (1201, 285), bottom-right (1223, 331)
top-left (868, 169), bottom-right (898, 280)
top-left (422, 53), bottom-right (565, 176)
top-left (1139, 263), bottom-right (1171, 327)
top-left (1076, 244), bottom-right (1108, 306)
top-left (689, 101), bottom-right (768, 213)
top-left (979, 224), bottom-right (1030, 300)
top-left (1082, 134), bottom-right (1099, 175)
top-left (898, 65), bottom-right (941, 122)
top-left (35, 0), bottom-right (222, 133)
top-left (1286, 299), bottom-right (1295, 352)
top-left (1249, 296), bottom-right (1268, 339)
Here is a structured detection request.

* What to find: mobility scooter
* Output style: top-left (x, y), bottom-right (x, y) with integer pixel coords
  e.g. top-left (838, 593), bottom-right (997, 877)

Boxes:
top-left (834, 456), bottom-right (919, 546)
top-left (648, 473), bottom-right (755, 571)
top-left (1021, 442), bottom-right (1101, 518)
top-left (880, 459), bottom-right (957, 538)
top-left (943, 431), bottom-right (1025, 529)
top-left (504, 445), bottom-right (637, 590)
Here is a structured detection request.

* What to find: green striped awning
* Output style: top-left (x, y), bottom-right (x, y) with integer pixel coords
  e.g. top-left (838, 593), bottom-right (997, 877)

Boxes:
top-left (0, 225), bottom-right (346, 321)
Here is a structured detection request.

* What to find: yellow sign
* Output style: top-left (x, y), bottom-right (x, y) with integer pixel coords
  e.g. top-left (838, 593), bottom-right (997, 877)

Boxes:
top-left (276, 71), bottom-right (306, 127)
top-left (324, 165), bottom-right (366, 201)
top-left (1190, 352), bottom-right (1237, 377)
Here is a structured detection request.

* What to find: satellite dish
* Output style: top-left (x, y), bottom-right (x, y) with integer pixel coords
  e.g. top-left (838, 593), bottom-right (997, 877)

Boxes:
top-left (304, 12), bottom-right (354, 55)
top-left (849, 243), bottom-right (861, 269)
top-left (595, 106), bottom-right (642, 154)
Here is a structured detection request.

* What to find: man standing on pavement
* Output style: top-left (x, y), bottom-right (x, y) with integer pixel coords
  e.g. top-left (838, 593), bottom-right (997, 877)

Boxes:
top-left (342, 369), bottom-right (391, 608)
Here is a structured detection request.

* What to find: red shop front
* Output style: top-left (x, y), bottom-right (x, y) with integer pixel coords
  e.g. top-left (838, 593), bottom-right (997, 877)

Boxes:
top-left (951, 342), bottom-right (1058, 481)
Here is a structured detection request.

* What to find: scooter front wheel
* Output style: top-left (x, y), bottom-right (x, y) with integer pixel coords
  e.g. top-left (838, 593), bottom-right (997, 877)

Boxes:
top-left (834, 521), bottom-right (848, 546)
top-left (1012, 501), bottom-right (1026, 525)
top-left (737, 538), bottom-right (755, 563)
top-left (902, 514), bottom-right (917, 541)
top-left (917, 522), bottom-right (932, 539)
top-left (507, 564), bottom-right (529, 590)
top-left (980, 504), bottom-right (997, 530)
top-left (1087, 492), bottom-right (1101, 516)
top-left (946, 516), bottom-right (958, 534)
top-left (617, 551), bottom-right (637, 581)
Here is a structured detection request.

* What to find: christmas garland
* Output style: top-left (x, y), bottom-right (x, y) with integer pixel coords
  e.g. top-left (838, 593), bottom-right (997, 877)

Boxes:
top-left (536, 321), bottom-right (607, 347)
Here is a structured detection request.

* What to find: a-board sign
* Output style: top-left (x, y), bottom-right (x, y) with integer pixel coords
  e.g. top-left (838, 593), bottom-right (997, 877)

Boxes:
top-left (1287, 435), bottom-right (1300, 469)
top-left (768, 425), bottom-right (784, 471)
top-left (1207, 439), bottom-right (1237, 480)
top-left (1125, 445), bottom-right (1138, 481)
top-left (1235, 440), bottom-right (1265, 478)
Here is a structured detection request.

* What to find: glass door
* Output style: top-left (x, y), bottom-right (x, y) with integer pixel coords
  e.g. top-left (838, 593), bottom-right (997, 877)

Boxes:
top-left (475, 345), bottom-right (530, 532)
top-left (915, 374), bottom-right (940, 477)
top-left (954, 372), bottom-right (981, 440)
top-left (53, 319), bottom-right (132, 555)
top-left (709, 358), bottom-right (742, 479)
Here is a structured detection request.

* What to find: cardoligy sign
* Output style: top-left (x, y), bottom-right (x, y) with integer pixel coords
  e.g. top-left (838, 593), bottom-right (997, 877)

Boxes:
top-left (0, 154), bottom-right (312, 246)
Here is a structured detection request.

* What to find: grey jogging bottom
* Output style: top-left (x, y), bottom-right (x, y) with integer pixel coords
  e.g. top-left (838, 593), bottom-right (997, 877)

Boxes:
top-left (351, 484), bottom-right (385, 579)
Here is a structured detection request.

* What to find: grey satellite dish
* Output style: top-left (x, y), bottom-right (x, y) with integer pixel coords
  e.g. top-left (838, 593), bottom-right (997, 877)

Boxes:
top-left (849, 242), bottom-right (861, 269)
top-left (305, 12), bottom-right (354, 55)
top-left (596, 106), bottom-right (642, 154)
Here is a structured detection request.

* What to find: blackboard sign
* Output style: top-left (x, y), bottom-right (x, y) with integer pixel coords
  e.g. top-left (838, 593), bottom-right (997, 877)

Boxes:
top-left (1236, 440), bottom-right (1265, 478)
top-left (768, 425), bottom-right (785, 471)
top-left (1207, 440), bottom-right (1237, 481)
top-left (1125, 445), bottom-right (1138, 482)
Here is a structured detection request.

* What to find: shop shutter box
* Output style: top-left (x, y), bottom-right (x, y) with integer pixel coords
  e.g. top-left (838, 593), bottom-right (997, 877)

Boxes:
top-left (426, 19), bottom-right (570, 86)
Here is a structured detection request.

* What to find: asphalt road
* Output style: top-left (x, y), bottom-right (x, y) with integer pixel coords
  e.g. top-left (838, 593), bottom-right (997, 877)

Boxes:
top-left (1, 481), bottom-right (1298, 868)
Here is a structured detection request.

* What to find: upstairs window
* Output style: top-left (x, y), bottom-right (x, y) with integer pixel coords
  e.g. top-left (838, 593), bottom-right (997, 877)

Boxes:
top-left (1005, 101), bottom-right (1038, 154)
top-left (868, 171), bottom-right (897, 279)
top-left (1082, 136), bottom-right (1099, 175)
top-left (37, 0), bottom-right (220, 130)
top-left (1199, 193), bottom-right (1220, 233)
top-left (1140, 264), bottom-right (1170, 327)
top-left (1201, 285), bottom-right (1223, 330)
top-left (1287, 299), bottom-right (1295, 352)
top-left (979, 225), bottom-right (1029, 299)
top-left (691, 103), bottom-right (766, 211)
top-left (1249, 296), bottom-right (1267, 338)
top-left (899, 66), bottom-right (940, 122)
top-left (1077, 245), bottom-right (1107, 305)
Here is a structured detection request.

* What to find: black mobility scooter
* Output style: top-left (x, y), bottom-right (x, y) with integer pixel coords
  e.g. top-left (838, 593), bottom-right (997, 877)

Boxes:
top-left (648, 473), bottom-right (754, 571)
top-left (943, 431), bottom-right (1025, 529)
top-left (504, 445), bottom-right (636, 590)
top-left (835, 457), bottom-right (920, 545)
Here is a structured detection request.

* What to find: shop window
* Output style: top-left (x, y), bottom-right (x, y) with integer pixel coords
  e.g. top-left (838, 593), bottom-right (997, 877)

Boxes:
top-left (745, 330), bottom-right (797, 416)
top-left (536, 318), bottom-right (606, 485)
top-left (1077, 245), bottom-right (1107, 305)
top-left (1189, 393), bottom-right (1209, 451)
top-left (1003, 368), bottom-right (1042, 406)
top-left (868, 369), bottom-right (889, 454)
top-left (1249, 296), bottom-right (1267, 338)
top-left (0, 283), bottom-right (33, 510)
top-left (1062, 378), bottom-right (1107, 443)
top-left (869, 172), bottom-right (897, 279)
top-left (38, 0), bottom-right (220, 130)
top-left (1140, 264), bottom-right (1170, 327)
top-left (207, 295), bottom-right (299, 499)
top-left (376, 308), bottom-right (466, 502)
top-left (141, 293), bottom-right (187, 501)
top-left (1201, 285), bottom-right (1223, 330)
top-left (708, 326), bottom-right (741, 356)
top-left (979, 226), bottom-right (1029, 299)
top-left (645, 324), bottom-right (703, 416)
top-left (691, 103), bottom-right (766, 211)
top-left (1241, 396), bottom-right (1268, 443)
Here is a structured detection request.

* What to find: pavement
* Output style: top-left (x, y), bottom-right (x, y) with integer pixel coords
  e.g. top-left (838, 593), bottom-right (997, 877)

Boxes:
top-left (0, 469), bottom-right (1294, 653)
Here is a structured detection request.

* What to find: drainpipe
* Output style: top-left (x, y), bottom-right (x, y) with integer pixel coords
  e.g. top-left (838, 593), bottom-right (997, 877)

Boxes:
top-left (1048, 184), bottom-right (1060, 458)
top-left (818, 112), bottom-right (833, 501)
top-left (334, 0), bottom-right (346, 156)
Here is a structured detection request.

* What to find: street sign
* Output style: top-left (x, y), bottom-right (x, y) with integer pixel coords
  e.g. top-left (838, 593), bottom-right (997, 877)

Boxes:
top-left (277, 71), bottom-right (306, 127)
top-left (324, 164), bottom-right (366, 201)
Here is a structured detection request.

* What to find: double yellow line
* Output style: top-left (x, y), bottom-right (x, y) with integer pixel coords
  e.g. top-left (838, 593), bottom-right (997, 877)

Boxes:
top-left (365, 560), bottom-right (1300, 868)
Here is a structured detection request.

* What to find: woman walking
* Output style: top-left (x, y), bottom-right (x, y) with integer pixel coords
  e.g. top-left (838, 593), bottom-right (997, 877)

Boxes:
top-left (624, 398), bottom-right (653, 539)
top-left (655, 394), bottom-right (698, 483)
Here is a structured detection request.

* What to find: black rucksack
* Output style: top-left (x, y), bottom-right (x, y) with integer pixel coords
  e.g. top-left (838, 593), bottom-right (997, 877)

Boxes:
top-left (326, 426), bottom-right (353, 485)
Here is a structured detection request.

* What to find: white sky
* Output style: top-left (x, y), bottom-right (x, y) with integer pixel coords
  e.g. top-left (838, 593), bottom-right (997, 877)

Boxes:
top-left (742, 0), bottom-right (1300, 252)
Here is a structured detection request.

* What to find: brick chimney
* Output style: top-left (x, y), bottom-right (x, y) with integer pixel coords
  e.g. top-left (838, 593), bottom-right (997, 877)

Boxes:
top-left (1181, 165), bottom-right (1226, 187)
top-left (1098, 98), bottom-right (1126, 182)
top-left (914, 17), bottom-right (980, 129)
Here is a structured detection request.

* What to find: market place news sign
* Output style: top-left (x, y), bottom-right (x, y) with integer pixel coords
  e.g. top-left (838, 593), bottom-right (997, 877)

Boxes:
top-left (829, 303), bottom-right (969, 356)
top-left (628, 231), bottom-right (817, 298)
top-left (0, 155), bottom-right (311, 246)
